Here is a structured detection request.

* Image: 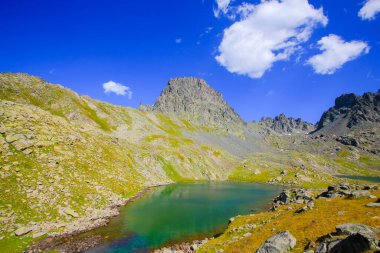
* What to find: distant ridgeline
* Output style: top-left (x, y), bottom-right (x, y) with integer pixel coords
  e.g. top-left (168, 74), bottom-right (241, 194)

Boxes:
top-left (259, 114), bottom-right (315, 135)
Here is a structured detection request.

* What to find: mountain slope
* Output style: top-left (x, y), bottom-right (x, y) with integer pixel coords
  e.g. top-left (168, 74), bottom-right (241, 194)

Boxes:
top-left (315, 90), bottom-right (380, 135)
top-left (153, 77), bottom-right (244, 133)
top-left (0, 74), bottom-right (239, 252)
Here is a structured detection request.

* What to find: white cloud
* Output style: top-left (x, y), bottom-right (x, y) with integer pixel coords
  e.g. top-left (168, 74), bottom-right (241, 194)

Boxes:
top-left (359, 0), bottom-right (380, 20)
top-left (175, 38), bottom-right (182, 44)
top-left (306, 34), bottom-right (370, 74)
top-left (215, 0), bottom-right (328, 79)
top-left (103, 81), bottom-right (132, 99)
top-left (214, 0), bottom-right (232, 17)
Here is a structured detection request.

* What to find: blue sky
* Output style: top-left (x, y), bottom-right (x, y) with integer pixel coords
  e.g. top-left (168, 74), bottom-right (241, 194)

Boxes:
top-left (1, 0), bottom-right (379, 123)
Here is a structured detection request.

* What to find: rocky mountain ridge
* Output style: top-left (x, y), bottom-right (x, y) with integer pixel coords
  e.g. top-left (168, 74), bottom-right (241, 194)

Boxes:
top-left (315, 90), bottom-right (380, 135)
top-left (259, 114), bottom-right (315, 135)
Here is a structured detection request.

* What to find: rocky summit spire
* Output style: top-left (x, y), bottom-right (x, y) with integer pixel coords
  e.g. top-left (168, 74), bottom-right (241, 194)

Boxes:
top-left (153, 77), bottom-right (244, 130)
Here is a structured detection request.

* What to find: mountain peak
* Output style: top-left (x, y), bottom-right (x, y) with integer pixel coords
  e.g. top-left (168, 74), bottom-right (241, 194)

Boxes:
top-left (153, 77), bottom-right (244, 130)
top-left (315, 90), bottom-right (380, 135)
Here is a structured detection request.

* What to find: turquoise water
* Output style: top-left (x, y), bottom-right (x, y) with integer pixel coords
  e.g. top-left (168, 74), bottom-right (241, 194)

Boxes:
top-left (85, 182), bottom-right (281, 253)
top-left (336, 175), bottom-right (380, 183)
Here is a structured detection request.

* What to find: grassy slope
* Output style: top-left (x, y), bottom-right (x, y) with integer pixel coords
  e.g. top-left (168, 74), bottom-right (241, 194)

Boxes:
top-left (229, 150), bottom-right (380, 189)
top-left (199, 190), bottom-right (380, 253)
top-left (0, 74), bottom-right (237, 252)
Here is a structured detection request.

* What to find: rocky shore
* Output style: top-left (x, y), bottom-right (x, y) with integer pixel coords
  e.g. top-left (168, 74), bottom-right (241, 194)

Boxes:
top-left (25, 184), bottom-right (171, 253)
top-left (155, 183), bottom-right (380, 253)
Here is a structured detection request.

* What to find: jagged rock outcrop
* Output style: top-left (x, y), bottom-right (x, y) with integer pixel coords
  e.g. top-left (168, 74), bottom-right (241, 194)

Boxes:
top-left (259, 114), bottom-right (315, 134)
top-left (153, 77), bottom-right (244, 131)
top-left (315, 90), bottom-right (380, 135)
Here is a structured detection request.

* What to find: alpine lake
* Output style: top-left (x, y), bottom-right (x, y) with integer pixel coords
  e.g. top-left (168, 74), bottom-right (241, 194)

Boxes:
top-left (71, 182), bottom-right (282, 252)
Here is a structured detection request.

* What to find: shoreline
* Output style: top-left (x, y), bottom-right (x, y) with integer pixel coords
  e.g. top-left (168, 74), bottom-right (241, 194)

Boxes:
top-left (27, 181), bottom-right (332, 252)
top-left (28, 183), bottom-right (172, 252)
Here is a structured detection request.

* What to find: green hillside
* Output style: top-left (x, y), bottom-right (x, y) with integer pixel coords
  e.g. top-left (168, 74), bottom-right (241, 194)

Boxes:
top-left (0, 73), bottom-right (379, 252)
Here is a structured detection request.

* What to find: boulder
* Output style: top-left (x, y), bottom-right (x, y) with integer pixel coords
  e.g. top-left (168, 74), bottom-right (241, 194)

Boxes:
top-left (32, 232), bottom-right (46, 238)
top-left (336, 136), bottom-right (359, 147)
top-left (349, 190), bottom-right (370, 199)
top-left (13, 139), bottom-right (34, 151)
top-left (273, 188), bottom-right (313, 205)
top-left (318, 183), bottom-right (372, 199)
top-left (336, 223), bottom-right (379, 241)
top-left (366, 202), bottom-right (380, 207)
top-left (329, 233), bottom-right (372, 253)
top-left (63, 208), bottom-right (79, 218)
top-left (256, 231), bottom-right (296, 253)
top-left (14, 226), bottom-right (32, 236)
top-left (5, 134), bottom-right (24, 143)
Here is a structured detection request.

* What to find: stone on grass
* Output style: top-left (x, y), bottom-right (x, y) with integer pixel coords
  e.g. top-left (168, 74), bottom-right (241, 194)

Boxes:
top-left (13, 139), bottom-right (33, 151)
top-left (366, 202), bottom-right (380, 207)
top-left (256, 231), bottom-right (296, 253)
top-left (330, 233), bottom-right (373, 253)
top-left (63, 208), bottom-right (79, 218)
top-left (14, 226), bottom-right (32, 236)
top-left (350, 190), bottom-right (370, 199)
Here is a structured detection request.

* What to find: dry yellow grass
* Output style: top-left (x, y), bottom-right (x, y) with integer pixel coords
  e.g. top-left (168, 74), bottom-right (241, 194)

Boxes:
top-left (199, 190), bottom-right (380, 253)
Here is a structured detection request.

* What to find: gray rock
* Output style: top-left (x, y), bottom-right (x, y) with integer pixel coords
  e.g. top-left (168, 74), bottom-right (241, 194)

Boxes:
top-left (14, 226), bottom-right (32, 236)
top-left (336, 136), bottom-right (359, 147)
top-left (307, 201), bottom-right (314, 209)
top-left (314, 241), bottom-right (327, 253)
top-left (349, 190), bottom-right (370, 199)
top-left (336, 223), bottom-right (379, 241)
top-left (63, 208), bottom-right (79, 218)
top-left (318, 183), bottom-right (371, 199)
top-left (5, 134), bottom-right (24, 143)
top-left (152, 77), bottom-right (244, 131)
top-left (13, 139), bottom-right (33, 151)
top-left (329, 233), bottom-right (373, 253)
top-left (259, 114), bottom-right (315, 135)
top-left (366, 202), bottom-right (380, 207)
top-left (32, 231), bottom-right (46, 238)
top-left (314, 90), bottom-right (380, 135)
top-left (256, 231), bottom-right (296, 253)
top-left (274, 188), bottom-right (313, 205)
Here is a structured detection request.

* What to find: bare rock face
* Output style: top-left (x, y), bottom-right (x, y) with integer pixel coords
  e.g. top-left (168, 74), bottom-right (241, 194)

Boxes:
top-left (153, 77), bottom-right (244, 131)
top-left (315, 90), bottom-right (380, 135)
top-left (259, 114), bottom-right (315, 134)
